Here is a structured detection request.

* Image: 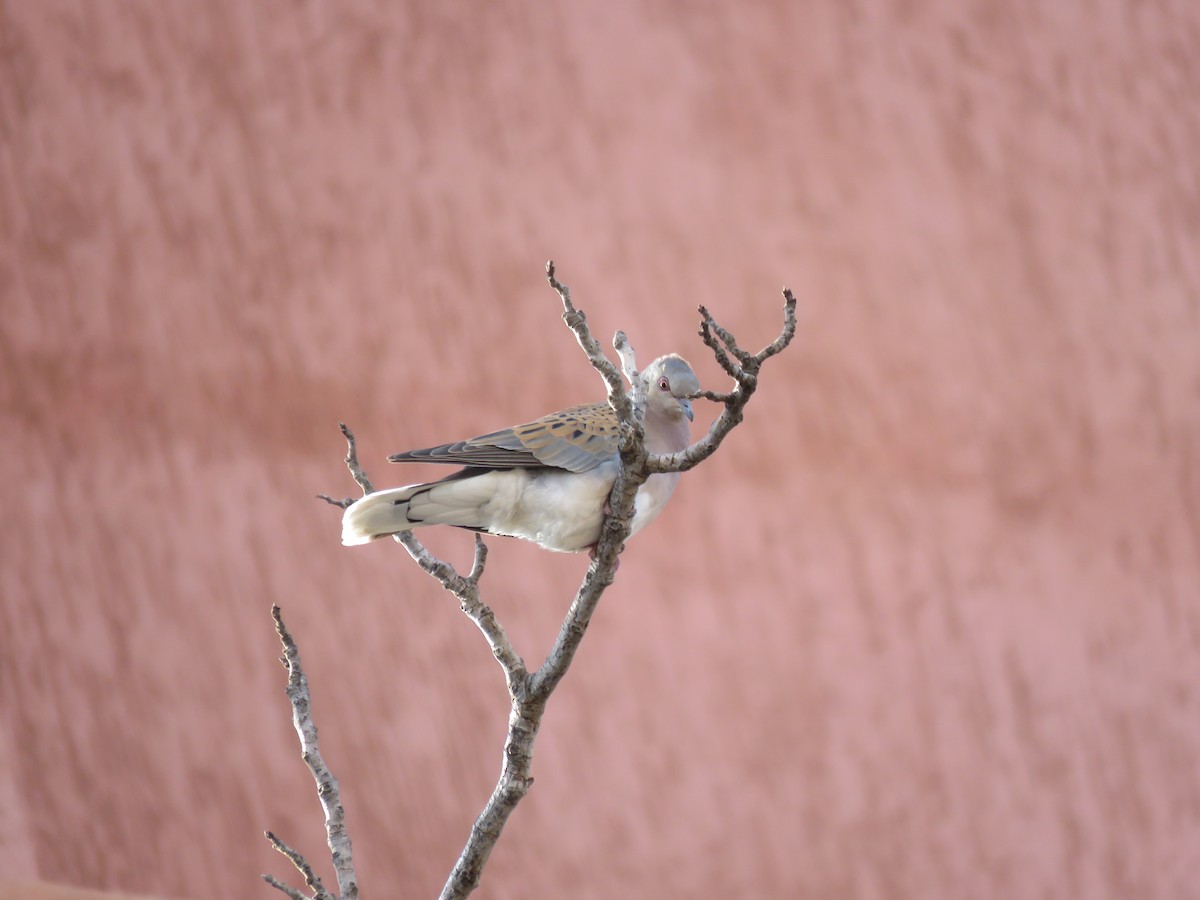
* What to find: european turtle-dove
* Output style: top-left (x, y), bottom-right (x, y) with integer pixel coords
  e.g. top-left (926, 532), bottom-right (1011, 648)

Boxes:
top-left (341, 355), bottom-right (700, 552)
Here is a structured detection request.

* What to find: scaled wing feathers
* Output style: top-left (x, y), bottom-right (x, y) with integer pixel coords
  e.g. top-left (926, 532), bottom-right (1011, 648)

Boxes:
top-left (389, 403), bottom-right (619, 474)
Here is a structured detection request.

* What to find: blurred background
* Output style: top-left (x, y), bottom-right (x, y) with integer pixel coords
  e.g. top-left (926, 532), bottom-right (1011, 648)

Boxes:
top-left (2, 2), bottom-right (1198, 898)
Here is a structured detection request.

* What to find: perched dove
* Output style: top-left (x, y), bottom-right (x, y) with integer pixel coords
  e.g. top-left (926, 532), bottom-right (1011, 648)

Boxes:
top-left (341, 354), bottom-right (700, 552)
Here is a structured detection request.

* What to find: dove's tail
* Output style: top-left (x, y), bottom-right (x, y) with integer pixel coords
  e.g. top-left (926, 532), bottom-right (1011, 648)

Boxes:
top-left (341, 471), bottom-right (507, 546)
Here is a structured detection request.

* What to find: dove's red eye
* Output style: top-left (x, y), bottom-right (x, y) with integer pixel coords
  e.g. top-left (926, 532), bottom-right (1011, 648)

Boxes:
top-left (658, 377), bottom-right (670, 392)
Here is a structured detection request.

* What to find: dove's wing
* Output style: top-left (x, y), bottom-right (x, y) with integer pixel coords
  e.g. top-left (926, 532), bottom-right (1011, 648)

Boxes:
top-left (388, 403), bottom-right (620, 474)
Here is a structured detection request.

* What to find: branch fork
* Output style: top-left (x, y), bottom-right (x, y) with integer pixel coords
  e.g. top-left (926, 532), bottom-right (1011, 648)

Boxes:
top-left (263, 606), bottom-right (358, 900)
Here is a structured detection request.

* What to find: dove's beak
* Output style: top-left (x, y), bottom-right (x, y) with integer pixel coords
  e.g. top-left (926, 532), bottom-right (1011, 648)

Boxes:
top-left (679, 398), bottom-right (694, 421)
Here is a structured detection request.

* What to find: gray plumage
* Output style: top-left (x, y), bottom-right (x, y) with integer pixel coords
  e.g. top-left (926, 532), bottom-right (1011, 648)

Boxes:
top-left (342, 355), bottom-right (700, 552)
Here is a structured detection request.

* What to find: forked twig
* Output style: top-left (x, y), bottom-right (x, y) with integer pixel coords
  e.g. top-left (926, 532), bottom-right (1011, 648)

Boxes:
top-left (262, 607), bottom-right (358, 900)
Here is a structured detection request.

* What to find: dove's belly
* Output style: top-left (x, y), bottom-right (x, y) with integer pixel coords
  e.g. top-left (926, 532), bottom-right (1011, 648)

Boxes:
top-left (484, 468), bottom-right (610, 551)
top-left (484, 467), bottom-right (680, 552)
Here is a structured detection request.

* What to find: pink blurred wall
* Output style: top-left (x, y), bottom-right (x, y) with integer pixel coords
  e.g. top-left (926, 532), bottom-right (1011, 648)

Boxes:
top-left (2, 2), bottom-right (1198, 898)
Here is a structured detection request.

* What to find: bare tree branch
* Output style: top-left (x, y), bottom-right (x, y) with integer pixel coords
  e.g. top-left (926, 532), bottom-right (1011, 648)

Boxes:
top-left (700, 305), bottom-right (755, 368)
top-left (263, 872), bottom-right (315, 900)
top-left (612, 329), bottom-right (649, 440)
top-left (263, 606), bottom-right (359, 900)
top-left (317, 423), bottom-right (374, 508)
top-left (528, 277), bottom-right (802, 702)
top-left (612, 330), bottom-right (639, 384)
top-left (646, 289), bottom-right (798, 475)
top-left (264, 830), bottom-right (332, 900)
top-left (547, 261), bottom-right (631, 422)
top-left (305, 264), bottom-right (797, 898)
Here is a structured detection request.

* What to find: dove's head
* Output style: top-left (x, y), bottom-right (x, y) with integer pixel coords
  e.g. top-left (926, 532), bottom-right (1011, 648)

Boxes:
top-left (644, 354), bottom-right (700, 422)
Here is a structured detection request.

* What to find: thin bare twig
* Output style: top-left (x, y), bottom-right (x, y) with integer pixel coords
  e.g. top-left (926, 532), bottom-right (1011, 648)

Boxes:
top-left (264, 830), bottom-right (332, 900)
top-left (547, 260), bottom-right (630, 421)
top-left (612, 329), bottom-right (648, 443)
top-left (701, 306), bottom-right (755, 368)
top-left (262, 873), bottom-right (313, 900)
top-left (317, 424), bottom-right (374, 508)
top-left (647, 288), bottom-right (798, 475)
top-left (692, 388), bottom-right (736, 404)
top-left (263, 606), bottom-right (359, 900)
top-left (698, 312), bottom-right (740, 379)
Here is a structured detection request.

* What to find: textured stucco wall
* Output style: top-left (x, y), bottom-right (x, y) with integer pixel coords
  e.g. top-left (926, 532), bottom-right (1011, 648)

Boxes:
top-left (2, 2), bottom-right (1198, 898)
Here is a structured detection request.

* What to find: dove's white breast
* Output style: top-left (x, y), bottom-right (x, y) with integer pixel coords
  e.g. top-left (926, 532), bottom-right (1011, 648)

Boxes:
top-left (483, 465), bottom-right (681, 553)
top-left (487, 466), bottom-right (615, 552)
